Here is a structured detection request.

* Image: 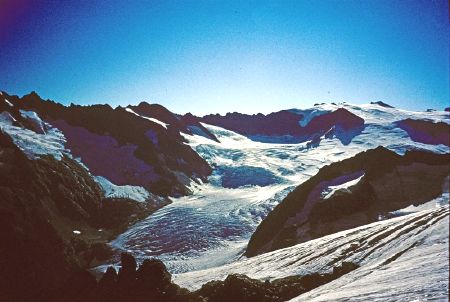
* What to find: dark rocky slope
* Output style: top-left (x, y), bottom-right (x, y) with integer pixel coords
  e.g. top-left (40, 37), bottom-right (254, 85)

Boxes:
top-left (396, 118), bottom-right (450, 146)
top-left (0, 127), bottom-right (166, 301)
top-left (2, 91), bottom-right (211, 196)
top-left (201, 108), bottom-right (365, 144)
top-left (246, 147), bottom-right (449, 257)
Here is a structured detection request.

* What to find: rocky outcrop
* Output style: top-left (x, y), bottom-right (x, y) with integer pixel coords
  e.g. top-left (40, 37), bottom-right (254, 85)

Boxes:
top-left (50, 252), bottom-right (358, 302)
top-left (195, 261), bottom-right (358, 302)
top-left (201, 108), bottom-right (364, 145)
top-left (53, 253), bottom-right (193, 302)
top-left (246, 147), bottom-right (449, 257)
top-left (396, 118), bottom-right (450, 146)
top-left (1, 91), bottom-right (211, 196)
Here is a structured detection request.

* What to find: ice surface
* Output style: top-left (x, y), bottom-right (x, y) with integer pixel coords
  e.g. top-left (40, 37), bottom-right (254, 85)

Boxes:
top-left (173, 203), bottom-right (449, 302)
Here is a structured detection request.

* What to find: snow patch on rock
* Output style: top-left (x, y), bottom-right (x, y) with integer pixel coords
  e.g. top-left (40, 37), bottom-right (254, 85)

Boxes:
top-left (0, 111), bottom-right (16, 125)
top-left (322, 172), bottom-right (365, 199)
top-left (20, 110), bottom-right (46, 134)
top-left (95, 176), bottom-right (150, 202)
top-left (125, 107), bottom-right (168, 129)
top-left (4, 99), bottom-right (13, 107)
top-left (1, 112), bottom-right (67, 160)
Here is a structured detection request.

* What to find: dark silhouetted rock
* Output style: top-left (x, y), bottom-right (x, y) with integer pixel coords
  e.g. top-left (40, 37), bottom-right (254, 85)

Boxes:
top-left (370, 101), bottom-right (394, 108)
top-left (136, 258), bottom-right (172, 289)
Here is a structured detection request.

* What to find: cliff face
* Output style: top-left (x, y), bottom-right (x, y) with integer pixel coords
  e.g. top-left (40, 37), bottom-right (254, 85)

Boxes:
top-left (4, 91), bottom-right (212, 196)
top-left (246, 147), bottom-right (449, 257)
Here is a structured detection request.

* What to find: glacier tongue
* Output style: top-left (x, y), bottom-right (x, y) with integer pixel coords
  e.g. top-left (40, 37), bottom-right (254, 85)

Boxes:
top-left (109, 103), bottom-right (449, 284)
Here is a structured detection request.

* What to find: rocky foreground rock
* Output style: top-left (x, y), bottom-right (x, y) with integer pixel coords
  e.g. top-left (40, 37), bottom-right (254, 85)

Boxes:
top-left (51, 253), bottom-right (358, 302)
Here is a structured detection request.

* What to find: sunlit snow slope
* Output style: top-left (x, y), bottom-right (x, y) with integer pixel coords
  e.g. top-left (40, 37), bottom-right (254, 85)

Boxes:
top-left (111, 103), bottom-right (449, 276)
top-left (173, 195), bottom-right (449, 301)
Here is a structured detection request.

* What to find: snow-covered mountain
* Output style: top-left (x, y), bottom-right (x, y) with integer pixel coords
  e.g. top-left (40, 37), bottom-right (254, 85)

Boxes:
top-left (1, 90), bottom-right (449, 301)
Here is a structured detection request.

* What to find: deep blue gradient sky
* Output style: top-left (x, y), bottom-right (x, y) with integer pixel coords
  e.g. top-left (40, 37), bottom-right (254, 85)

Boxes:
top-left (0, 0), bottom-right (448, 115)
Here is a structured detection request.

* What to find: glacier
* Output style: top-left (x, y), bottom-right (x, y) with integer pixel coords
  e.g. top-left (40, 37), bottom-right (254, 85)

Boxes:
top-left (110, 103), bottom-right (449, 283)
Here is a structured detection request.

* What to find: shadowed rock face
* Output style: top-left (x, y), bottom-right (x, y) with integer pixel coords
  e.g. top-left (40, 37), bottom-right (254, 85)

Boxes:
top-left (129, 102), bottom-right (220, 142)
top-left (396, 118), bottom-right (450, 146)
top-left (0, 129), bottom-right (163, 302)
top-left (246, 147), bottom-right (449, 257)
top-left (201, 108), bottom-right (365, 144)
top-left (202, 110), bottom-right (304, 136)
top-left (0, 129), bottom-right (100, 301)
top-left (3, 91), bottom-right (212, 196)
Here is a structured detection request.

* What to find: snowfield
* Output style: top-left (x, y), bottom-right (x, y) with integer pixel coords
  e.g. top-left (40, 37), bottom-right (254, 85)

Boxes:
top-left (173, 200), bottom-right (449, 301)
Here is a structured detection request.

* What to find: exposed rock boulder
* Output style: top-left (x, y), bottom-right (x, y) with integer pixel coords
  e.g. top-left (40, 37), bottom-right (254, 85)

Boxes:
top-left (195, 261), bottom-right (359, 302)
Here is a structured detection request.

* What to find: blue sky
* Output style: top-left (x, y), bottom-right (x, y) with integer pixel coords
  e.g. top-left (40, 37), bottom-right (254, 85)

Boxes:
top-left (0, 0), bottom-right (448, 115)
